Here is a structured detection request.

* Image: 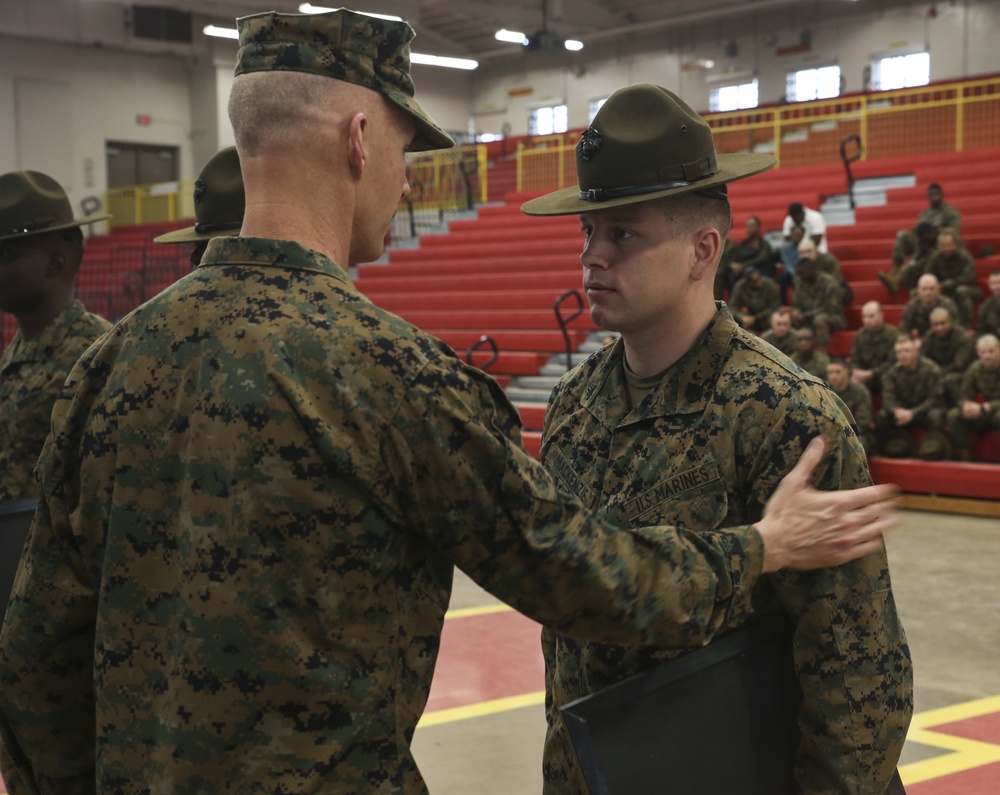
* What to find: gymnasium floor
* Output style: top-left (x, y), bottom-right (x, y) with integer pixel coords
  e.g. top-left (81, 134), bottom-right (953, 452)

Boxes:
top-left (412, 509), bottom-right (1000, 793)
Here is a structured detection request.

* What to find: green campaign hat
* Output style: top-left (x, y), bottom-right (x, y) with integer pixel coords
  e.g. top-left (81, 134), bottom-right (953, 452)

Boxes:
top-left (521, 84), bottom-right (776, 217)
top-left (0, 170), bottom-right (110, 241)
top-left (154, 147), bottom-right (244, 244)
top-left (234, 9), bottom-right (454, 152)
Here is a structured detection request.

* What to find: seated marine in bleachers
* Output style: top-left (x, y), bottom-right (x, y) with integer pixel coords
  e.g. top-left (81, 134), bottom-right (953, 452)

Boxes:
top-left (850, 300), bottom-right (899, 396)
top-left (760, 308), bottom-right (797, 357)
top-left (875, 335), bottom-right (948, 460)
top-left (790, 326), bottom-right (830, 380)
top-left (879, 221), bottom-right (938, 296)
top-left (921, 306), bottom-right (977, 407)
top-left (790, 254), bottom-right (846, 352)
top-left (798, 238), bottom-right (851, 307)
top-left (925, 228), bottom-right (983, 327)
top-left (729, 215), bottom-right (776, 284)
top-left (975, 269), bottom-right (1000, 339)
top-left (899, 273), bottom-right (960, 338)
top-left (827, 358), bottom-right (876, 457)
top-left (945, 334), bottom-right (1000, 461)
top-left (729, 266), bottom-right (781, 334)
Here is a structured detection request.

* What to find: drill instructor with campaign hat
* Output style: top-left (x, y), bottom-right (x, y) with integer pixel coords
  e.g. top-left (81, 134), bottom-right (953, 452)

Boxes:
top-left (0, 170), bottom-right (112, 503)
top-left (523, 84), bottom-right (911, 794)
top-left (0, 12), bottom-right (897, 793)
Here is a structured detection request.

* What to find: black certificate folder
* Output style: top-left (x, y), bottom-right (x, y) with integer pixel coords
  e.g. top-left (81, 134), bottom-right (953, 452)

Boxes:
top-left (559, 620), bottom-right (801, 795)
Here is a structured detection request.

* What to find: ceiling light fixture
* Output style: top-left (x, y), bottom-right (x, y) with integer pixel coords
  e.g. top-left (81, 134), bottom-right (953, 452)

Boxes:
top-left (203, 24), bottom-right (239, 40)
top-left (298, 4), bottom-right (402, 21)
top-left (495, 28), bottom-right (529, 44)
top-left (564, 39), bottom-right (584, 51)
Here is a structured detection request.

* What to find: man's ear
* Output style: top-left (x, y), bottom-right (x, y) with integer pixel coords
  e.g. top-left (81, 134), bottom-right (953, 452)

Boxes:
top-left (691, 227), bottom-right (722, 282)
top-left (347, 111), bottom-right (369, 179)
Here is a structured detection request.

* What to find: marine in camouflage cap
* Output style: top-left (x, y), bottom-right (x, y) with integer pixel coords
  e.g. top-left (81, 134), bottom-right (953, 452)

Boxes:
top-left (235, 9), bottom-right (453, 152)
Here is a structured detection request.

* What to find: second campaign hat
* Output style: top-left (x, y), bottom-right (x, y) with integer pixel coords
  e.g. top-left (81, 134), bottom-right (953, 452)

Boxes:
top-left (154, 147), bottom-right (244, 244)
top-left (234, 9), bottom-right (454, 152)
top-left (0, 170), bottom-right (110, 241)
top-left (521, 84), bottom-right (777, 216)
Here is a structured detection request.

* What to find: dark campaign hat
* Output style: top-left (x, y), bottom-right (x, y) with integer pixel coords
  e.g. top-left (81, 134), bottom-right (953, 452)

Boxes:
top-left (154, 147), bottom-right (244, 244)
top-left (0, 170), bottom-right (110, 241)
top-left (521, 84), bottom-right (776, 217)
top-left (234, 9), bottom-right (453, 152)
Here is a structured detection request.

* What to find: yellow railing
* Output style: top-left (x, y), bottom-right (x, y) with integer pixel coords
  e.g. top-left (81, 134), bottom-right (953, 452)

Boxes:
top-left (104, 144), bottom-right (488, 228)
top-left (106, 179), bottom-right (196, 229)
top-left (517, 75), bottom-right (1000, 192)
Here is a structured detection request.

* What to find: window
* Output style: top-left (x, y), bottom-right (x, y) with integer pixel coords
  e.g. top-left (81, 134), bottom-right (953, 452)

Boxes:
top-left (588, 98), bottom-right (607, 123)
top-left (786, 66), bottom-right (841, 102)
top-left (873, 52), bottom-right (930, 91)
top-left (528, 104), bottom-right (568, 136)
top-left (709, 80), bottom-right (759, 112)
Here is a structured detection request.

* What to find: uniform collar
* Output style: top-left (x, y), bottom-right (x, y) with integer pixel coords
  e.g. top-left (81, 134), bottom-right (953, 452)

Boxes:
top-left (2, 299), bottom-right (87, 365)
top-left (199, 236), bottom-right (354, 288)
top-left (581, 303), bottom-right (737, 426)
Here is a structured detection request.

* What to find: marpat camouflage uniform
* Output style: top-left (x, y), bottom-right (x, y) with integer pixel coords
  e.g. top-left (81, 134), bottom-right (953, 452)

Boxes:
top-left (945, 361), bottom-right (1000, 450)
top-left (834, 381), bottom-right (876, 456)
top-left (0, 299), bottom-right (110, 501)
top-left (791, 271), bottom-right (846, 345)
top-left (899, 294), bottom-right (960, 338)
top-left (0, 238), bottom-right (769, 794)
top-left (540, 306), bottom-right (911, 795)
top-left (761, 327), bottom-right (798, 357)
top-left (791, 348), bottom-right (831, 380)
top-left (926, 248), bottom-right (982, 326)
top-left (850, 323), bottom-right (900, 393)
top-left (728, 274), bottom-right (780, 333)
top-left (921, 325), bottom-right (977, 404)
top-left (976, 296), bottom-right (1000, 339)
top-left (876, 356), bottom-right (946, 436)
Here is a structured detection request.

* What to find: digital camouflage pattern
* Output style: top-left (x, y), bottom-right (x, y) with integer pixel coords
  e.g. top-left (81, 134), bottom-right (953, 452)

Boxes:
top-left (791, 270), bottom-right (847, 344)
top-left (945, 360), bottom-right (1000, 448)
top-left (977, 296), bottom-right (1000, 339)
top-left (791, 347), bottom-right (831, 380)
top-left (851, 323), bottom-right (900, 383)
top-left (540, 307), bottom-right (912, 795)
top-left (0, 237), bottom-right (769, 794)
top-left (728, 274), bottom-right (780, 332)
top-left (761, 326), bottom-right (798, 358)
top-left (899, 293), bottom-right (960, 337)
top-left (926, 248), bottom-right (982, 325)
top-left (922, 325), bottom-right (977, 404)
top-left (878, 356), bottom-right (945, 426)
top-left (919, 202), bottom-right (962, 234)
top-left (833, 381), bottom-right (876, 456)
top-left (0, 299), bottom-right (110, 501)
top-left (235, 10), bottom-right (453, 152)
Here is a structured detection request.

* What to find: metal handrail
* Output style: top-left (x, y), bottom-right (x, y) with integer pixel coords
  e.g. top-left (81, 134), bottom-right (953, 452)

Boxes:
top-left (839, 134), bottom-right (863, 210)
top-left (465, 334), bottom-right (499, 372)
top-left (553, 289), bottom-right (585, 371)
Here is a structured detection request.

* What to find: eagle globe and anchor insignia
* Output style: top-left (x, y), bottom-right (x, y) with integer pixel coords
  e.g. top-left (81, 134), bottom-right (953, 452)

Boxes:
top-left (577, 127), bottom-right (602, 161)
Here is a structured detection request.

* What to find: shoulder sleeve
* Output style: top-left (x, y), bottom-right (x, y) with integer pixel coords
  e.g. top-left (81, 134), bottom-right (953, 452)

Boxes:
top-left (384, 354), bottom-right (765, 648)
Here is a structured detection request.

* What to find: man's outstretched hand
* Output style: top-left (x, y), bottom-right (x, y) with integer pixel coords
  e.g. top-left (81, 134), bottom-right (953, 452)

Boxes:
top-left (757, 437), bottom-right (899, 573)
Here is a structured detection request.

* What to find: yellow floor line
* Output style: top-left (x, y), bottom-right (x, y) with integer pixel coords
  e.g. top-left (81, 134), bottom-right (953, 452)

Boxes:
top-left (444, 603), bottom-right (514, 620)
top-left (417, 691), bottom-right (545, 728)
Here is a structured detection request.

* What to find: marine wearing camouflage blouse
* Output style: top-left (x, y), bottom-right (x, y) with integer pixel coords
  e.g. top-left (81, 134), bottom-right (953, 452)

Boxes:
top-left (851, 323), bottom-right (900, 388)
top-left (946, 359), bottom-right (1000, 450)
top-left (899, 294), bottom-right (960, 338)
top-left (834, 381), bottom-right (876, 456)
top-left (0, 237), bottom-right (769, 794)
top-left (540, 306), bottom-right (912, 794)
top-left (879, 356), bottom-right (945, 425)
top-left (0, 299), bottom-right (110, 501)
top-left (976, 296), bottom-right (1000, 339)
top-left (728, 274), bottom-right (780, 333)
top-left (761, 327), bottom-right (798, 357)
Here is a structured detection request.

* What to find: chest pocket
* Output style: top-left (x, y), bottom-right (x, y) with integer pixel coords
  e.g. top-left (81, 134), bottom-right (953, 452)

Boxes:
top-left (624, 461), bottom-right (729, 532)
